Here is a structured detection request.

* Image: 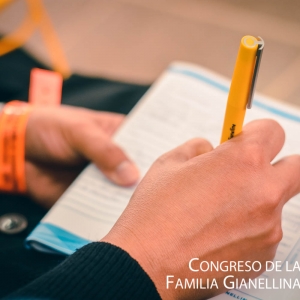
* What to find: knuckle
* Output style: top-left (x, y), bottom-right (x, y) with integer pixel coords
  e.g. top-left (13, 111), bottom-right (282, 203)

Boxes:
top-left (69, 119), bottom-right (94, 142)
top-left (266, 119), bottom-right (284, 135)
top-left (154, 146), bottom-right (191, 167)
top-left (261, 222), bottom-right (283, 247)
top-left (251, 192), bottom-right (279, 220)
top-left (99, 141), bottom-right (125, 166)
top-left (267, 226), bottom-right (283, 246)
top-left (71, 120), bottom-right (89, 133)
top-left (263, 189), bottom-right (282, 210)
top-left (155, 152), bottom-right (170, 166)
top-left (190, 138), bottom-right (213, 151)
top-left (239, 142), bottom-right (265, 169)
top-left (154, 150), bottom-right (176, 167)
top-left (101, 140), bottom-right (117, 154)
top-left (66, 120), bottom-right (90, 142)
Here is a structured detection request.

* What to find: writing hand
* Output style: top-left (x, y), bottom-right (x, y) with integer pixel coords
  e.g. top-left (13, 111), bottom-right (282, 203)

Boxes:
top-left (103, 119), bottom-right (300, 299)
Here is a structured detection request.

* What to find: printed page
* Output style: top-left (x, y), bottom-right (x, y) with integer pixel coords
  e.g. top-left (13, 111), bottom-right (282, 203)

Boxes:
top-left (33, 62), bottom-right (228, 245)
top-left (27, 62), bottom-right (300, 299)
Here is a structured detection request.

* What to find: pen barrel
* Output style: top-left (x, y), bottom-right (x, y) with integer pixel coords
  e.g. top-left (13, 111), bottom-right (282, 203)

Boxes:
top-left (228, 39), bottom-right (257, 108)
top-left (220, 104), bottom-right (246, 143)
top-left (220, 36), bottom-right (258, 143)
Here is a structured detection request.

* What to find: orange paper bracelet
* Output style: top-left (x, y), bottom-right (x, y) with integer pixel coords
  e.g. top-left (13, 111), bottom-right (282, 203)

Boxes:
top-left (0, 101), bottom-right (32, 193)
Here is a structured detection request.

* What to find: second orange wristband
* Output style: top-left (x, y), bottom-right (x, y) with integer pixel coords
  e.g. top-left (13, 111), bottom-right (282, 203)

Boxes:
top-left (0, 101), bottom-right (32, 193)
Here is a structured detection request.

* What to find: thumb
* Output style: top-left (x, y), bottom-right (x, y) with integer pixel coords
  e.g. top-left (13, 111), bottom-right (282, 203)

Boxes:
top-left (70, 125), bottom-right (139, 186)
top-left (158, 138), bottom-right (213, 165)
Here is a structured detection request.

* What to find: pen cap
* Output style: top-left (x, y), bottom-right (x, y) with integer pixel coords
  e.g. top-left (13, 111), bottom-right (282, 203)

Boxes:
top-left (227, 35), bottom-right (258, 109)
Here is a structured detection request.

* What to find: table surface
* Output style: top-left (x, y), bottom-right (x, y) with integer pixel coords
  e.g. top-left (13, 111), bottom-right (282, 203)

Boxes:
top-left (0, 0), bottom-right (300, 106)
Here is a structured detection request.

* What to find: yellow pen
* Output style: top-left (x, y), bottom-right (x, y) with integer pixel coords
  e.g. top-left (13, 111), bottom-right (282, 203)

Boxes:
top-left (220, 35), bottom-right (264, 143)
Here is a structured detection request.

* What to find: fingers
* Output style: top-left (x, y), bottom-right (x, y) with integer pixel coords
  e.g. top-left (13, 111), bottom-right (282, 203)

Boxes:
top-left (25, 161), bottom-right (80, 208)
top-left (93, 112), bottom-right (125, 136)
top-left (230, 119), bottom-right (285, 162)
top-left (60, 105), bottom-right (125, 136)
top-left (273, 155), bottom-right (300, 204)
top-left (159, 138), bottom-right (213, 164)
top-left (70, 124), bottom-right (139, 187)
top-left (222, 119), bottom-right (300, 206)
top-left (58, 106), bottom-right (137, 186)
top-left (66, 108), bottom-right (125, 136)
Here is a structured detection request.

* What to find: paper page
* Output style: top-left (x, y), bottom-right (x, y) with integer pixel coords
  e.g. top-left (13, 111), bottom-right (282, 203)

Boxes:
top-left (38, 63), bottom-right (229, 242)
top-left (27, 62), bottom-right (300, 299)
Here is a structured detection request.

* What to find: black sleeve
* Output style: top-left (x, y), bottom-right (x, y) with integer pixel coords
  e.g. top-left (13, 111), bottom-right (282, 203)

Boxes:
top-left (5, 242), bottom-right (161, 300)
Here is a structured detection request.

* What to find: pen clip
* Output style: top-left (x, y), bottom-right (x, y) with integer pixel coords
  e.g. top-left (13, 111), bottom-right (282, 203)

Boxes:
top-left (247, 36), bottom-right (264, 109)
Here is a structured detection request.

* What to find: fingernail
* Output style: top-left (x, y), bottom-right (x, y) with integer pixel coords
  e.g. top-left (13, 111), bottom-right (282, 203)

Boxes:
top-left (114, 161), bottom-right (139, 185)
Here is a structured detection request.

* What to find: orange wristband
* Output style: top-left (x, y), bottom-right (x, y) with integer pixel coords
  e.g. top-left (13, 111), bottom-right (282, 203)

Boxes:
top-left (0, 101), bottom-right (32, 193)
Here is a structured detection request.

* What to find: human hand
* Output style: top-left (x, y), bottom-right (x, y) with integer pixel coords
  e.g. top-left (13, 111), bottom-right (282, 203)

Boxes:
top-left (25, 105), bottom-right (139, 208)
top-left (102, 119), bottom-right (300, 299)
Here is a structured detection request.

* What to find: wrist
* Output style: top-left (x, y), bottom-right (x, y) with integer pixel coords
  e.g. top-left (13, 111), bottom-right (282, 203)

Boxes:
top-left (102, 223), bottom-right (171, 299)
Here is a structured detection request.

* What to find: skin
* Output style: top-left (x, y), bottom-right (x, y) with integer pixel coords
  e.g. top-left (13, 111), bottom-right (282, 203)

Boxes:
top-left (102, 119), bottom-right (300, 299)
top-left (25, 105), bottom-right (139, 207)
top-left (24, 107), bottom-right (300, 299)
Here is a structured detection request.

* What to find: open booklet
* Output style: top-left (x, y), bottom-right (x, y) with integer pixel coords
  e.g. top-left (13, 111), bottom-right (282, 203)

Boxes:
top-left (26, 62), bottom-right (300, 300)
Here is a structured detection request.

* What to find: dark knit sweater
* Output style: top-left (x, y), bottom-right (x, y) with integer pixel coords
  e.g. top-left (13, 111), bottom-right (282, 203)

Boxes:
top-left (5, 242), bottom-right (161, 300)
